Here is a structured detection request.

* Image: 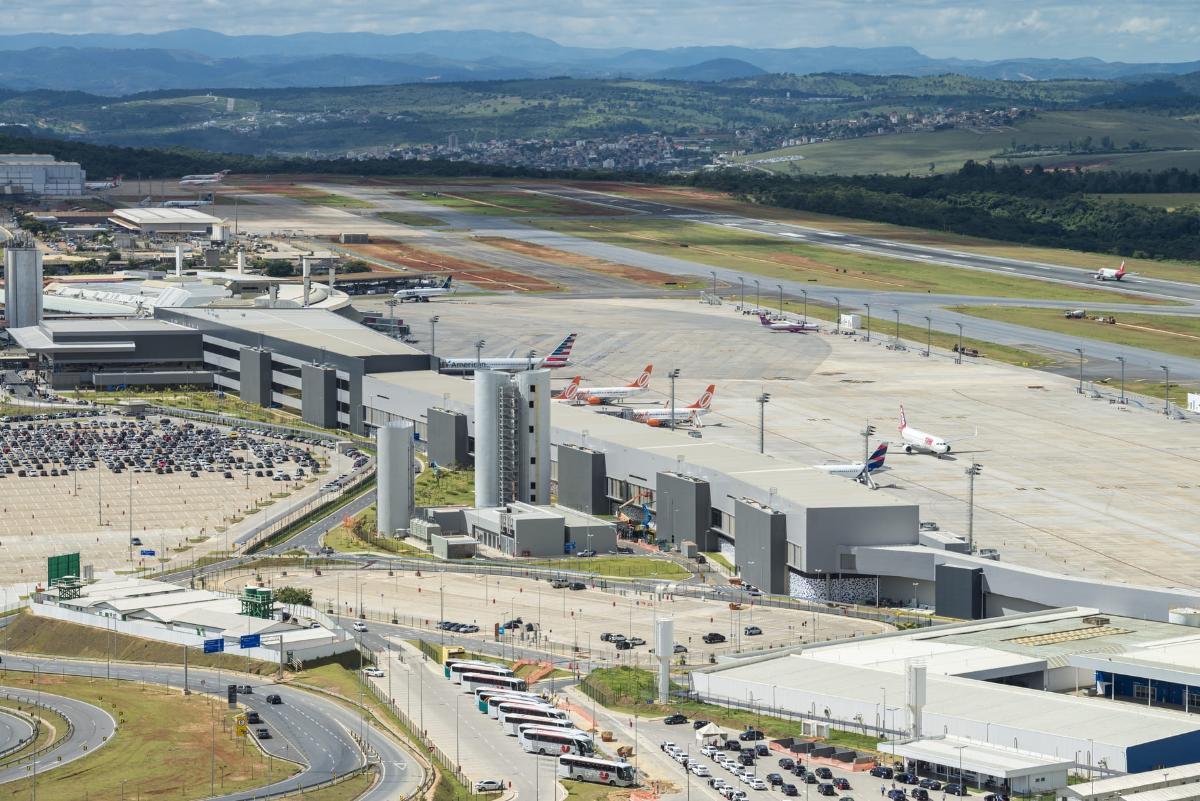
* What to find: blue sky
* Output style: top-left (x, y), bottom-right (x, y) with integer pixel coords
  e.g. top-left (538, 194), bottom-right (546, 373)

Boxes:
top-left (12, 0), bottom-right (1200, 61)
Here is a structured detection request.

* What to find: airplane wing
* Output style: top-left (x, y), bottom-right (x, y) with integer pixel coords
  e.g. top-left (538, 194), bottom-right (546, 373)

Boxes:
top-left (946, 427), bottom-right (979, 443)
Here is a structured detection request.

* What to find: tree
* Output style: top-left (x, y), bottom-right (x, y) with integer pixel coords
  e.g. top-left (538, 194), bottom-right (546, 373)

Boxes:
top-left (262, 260), bottom-right (293, 277)
top-left (276, 586), bottom-right (313, 606)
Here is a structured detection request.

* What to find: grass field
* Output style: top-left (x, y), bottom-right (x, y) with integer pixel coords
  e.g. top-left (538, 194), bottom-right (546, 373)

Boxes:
top-left (378, 211), bottom-right (449, 227)
top-left (3, 611), bottom-right (280, 675)
top-left (1089, 193), bottom-right (1200, 210)
top-left (398, 190), bottom-right (615, 217)
top-left (416, 467), bottom-right (475, 506)
top-left (701, 552), bottom-right (735, 573)
top-left (323, 505), bottom-right (434, 558)
top-left (521, 556), bottom-right (690, 579)
top-left (2, 673), bottom-right (294, 801)
top-left (72, 387), bottom-right (335, 431)
top-left (737, 110), bottom-right (1200, 175)
top-left (530, 216), bottom-right (1154, 304)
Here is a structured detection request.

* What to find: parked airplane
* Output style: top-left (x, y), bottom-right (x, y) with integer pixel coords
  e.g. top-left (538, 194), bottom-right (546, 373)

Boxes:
top-left (84, 175), bottom-right (122, 191)
top-left (554, 376), bottom-right (582, 401)
top-left (758, 314), bottom-right (819, 333)
top-left (632, 385), bottom-right (714, 427)
top-left (815, 442), bottom-right (888, 487)
top-left (179, 170), bottom-right (230, 186)
top-left (575, 365), bottom-right (653, 404)
top-left (1095, 261), bottom-right (1131, 281)
top-left (899, 404), bottom-right (951, 456)
top-left (439, 334), bottom-right (577, 374)
top-left (161, 193), bottom-right (214, 208)
top-left (394, 276), bottom-right (453, 303)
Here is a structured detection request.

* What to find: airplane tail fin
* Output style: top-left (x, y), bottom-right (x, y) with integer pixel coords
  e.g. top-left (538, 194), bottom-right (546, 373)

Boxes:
top-left (689, 385), bottom-right (716, 410)
top-left (559, 376), bottom-right (580, 400)
top-left (899, 404), bottom-right (907, 431)
top-left (541, 333), bottom-right (577, 368)
top-left (442, 275), bottom-right (453, 289)
top-left (629, 364), bottom-right (653, 388)
top-left (866, 442), bottom-right (888, 473)
top-left (758, 314), bottom-right (772, 326)
top-left (1117, 261), bottom-right (1126, 276)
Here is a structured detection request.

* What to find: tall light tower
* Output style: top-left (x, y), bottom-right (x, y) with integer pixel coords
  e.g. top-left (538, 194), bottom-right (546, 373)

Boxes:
top-left (1116, 355), bottom-right (1126, 405)
top-left (864, 303), bottom-right (872, 342)
top-left (1162, 364), bottom-right (1172, 416)
top-left (429, 315), bottom-right (440, 359)
top-left (668, 369), bottom-right (681, 431)
top-left (474, 339), bottom-right (486, 369)
top-left (965, 463), bottom-right (982, 553)
top-left (756, 392), bottom-right (771, 454)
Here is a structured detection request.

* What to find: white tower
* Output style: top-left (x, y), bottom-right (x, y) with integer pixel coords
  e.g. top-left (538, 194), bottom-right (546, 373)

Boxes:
top-left (655, 618), bottom-right (674, 704)
top-left (905, 661), bottom-right (926, 739)
top-left (474, 369), bottom-right (551, 507)
top-left (377, 421), bottom-right (415, 536)
top-left (3, 245), bottom-right (43, 329)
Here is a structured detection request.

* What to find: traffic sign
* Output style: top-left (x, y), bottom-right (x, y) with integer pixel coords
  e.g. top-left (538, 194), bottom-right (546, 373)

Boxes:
top-left (239, 634), bottom-right (261, 649)
top-left (139, 549), bottom-right (156, 557)
top-left (203, 638), bottom-right (224, 654)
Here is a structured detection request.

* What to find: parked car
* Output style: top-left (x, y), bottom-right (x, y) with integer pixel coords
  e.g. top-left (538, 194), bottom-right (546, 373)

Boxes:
top-left (751, 779), bottom-right (768, 791)
top-left (703, 632), bottom-right (727, 644)
top-left (805, 775), bottom-right (819, 785)
top-left (739, 752), bottom-right (756, 767)
top-left (475, 780), bottom-right (505, 793)
top-left (944, 786), bottom-right (968, 797)
top-left (815, 768), bottom-right (833, 780)
top-left (674, 644), bottom-right (689, 653)
top-left (918, 780), bottom-right (942, 791)
top-left (778, 758), bottom-right (795, 770)
top-left (755, 745), bottom-right (769, 757)
top-left (869, 767), bottom-right (893, 779)
top-left (739, 729), bottom-right (765, 741)
top-left (744, 625), bottom-right (763, 636)
top-left (692, 765), bottom-right (712, 778)
top-left (818, 784), bottom-right (837, 796)
top-left (724, 739), bottom-right (742, 751)
top-left (767, 773), bottom-right (784, 786)
top-left (984, 794), bottom-right (1009, 801)
top-left (911, 790), bottom-right (929, 801)
top-left (568, 582), bottom-right (587, 591)
top-left (782, 785), bottom-right (799, 796)
top-left (615, 640), bottom-right (633, 650)
top-left (895, 774), bottom-right (917, 785)
top-left (664, 713), bottom-right (688, 725)
top-left (576, 549), bottom-right (597, 558)
top-left (628, 636), bottom-right (646, 646)
top-left (551, 579), bottom-right (570, 589)
top-left (834, 778), bottom-right (851, 790)
top-left (615, 545), bottom-right (634, 554)
top-left (792, 765), bottom-right (808, 777)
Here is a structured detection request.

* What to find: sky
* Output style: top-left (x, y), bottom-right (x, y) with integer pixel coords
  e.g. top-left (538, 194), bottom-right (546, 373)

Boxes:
top-left (8, 0), bottom-right (1200, 62)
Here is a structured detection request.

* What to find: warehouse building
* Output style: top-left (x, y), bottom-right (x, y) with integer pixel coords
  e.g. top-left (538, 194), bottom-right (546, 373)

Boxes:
top-left (108, 207), bottom-right (222, 236)
top-left (0, 154), bottom-right (85, 196)
top-left (1063, 763), bottom-right (1200, 801)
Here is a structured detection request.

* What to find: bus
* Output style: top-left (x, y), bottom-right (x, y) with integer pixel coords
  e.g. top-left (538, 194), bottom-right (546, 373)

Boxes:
top-left (503, 715), bottom-right (577, 736)
top-left (497, 702), bottom-right (569, 726)
top-left (558, 755), bottom-right (639, 787)
top-left (460, 672), bottom-right (527, 694)
top-left (481, 690), bottom-right (545, 716)
top-left (449, 661), bottom-right (514, 684)
top-left (444, 659), bottom-right (499, 679)
top-left (518, 726), bottom-right (594, 756)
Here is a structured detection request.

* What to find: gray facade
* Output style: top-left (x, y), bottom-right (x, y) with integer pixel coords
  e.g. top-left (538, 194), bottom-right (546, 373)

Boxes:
top-left (556, 445), bottom-right (607, 515)
top-left (733, 499), bottom-right (787, 594)
top-left (238, 347), bottom-right (272, 407)
top-left (426, 407), bottom-right (471, 468)
top-left (935, 563), bottom-right (985, 620)
top-left (4, 247), bottom-right (43, 329)
top-left (655, 471), bottom-right (713, 549)
top-left (301, 363), bottom-right (337, 429)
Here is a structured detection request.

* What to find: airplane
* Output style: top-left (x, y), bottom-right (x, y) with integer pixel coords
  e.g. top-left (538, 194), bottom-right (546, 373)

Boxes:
top-left (632, 385), bottom-right (715, 427)
top-left (179, 170), bottom-right (230, 186)
top-left (161, 193), bottom-right (214, 208)
top-left (439, 334), bottom-right (577, 374)
top-left (394, 276), bottom-right (454, 303)
top-left (815, 442), bottom-right (888, 487)
top-left (899, 404), bottom-right (952, 456)
top-left (575, 365), bottom-right (653, 405)
top-left (758, 314), bottom-right (819, 333)
top-left (554, 376), bottom-right (582, 401)
top-left (1095, 261), bottom-right (1132, 281)
top-left (84, 175), bottom-right (122, 191)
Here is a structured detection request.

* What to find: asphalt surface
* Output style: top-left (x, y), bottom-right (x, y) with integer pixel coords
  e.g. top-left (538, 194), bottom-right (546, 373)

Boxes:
top-left (0, 654), bottom-right (424, 801)
top-left (0, 707), bottom-right (33, 757)
top-left (0, 681), bottom-right (116, 785)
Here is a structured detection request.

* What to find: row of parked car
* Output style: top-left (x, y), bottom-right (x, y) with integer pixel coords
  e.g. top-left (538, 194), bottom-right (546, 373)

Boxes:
top-left (662, 739), bottom-right (850, 798)
top-left (868, 767), bottom-right (969, 798)
top-left (437, 621), bottom-right (481, 633)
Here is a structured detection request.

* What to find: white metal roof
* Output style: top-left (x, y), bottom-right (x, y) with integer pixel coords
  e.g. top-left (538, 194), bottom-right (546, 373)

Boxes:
top-left (885, 737), bottom-right (1074, 778)
top-left (1063, 763), bottom-right (1200, 801)
top-left (1122, 785), bottom-right (1200, 801)
top-left (800, 637), bottom-right (1045, 679)
top-left (171, 307), bottom-right (423, 358)
top-left (111, 207), bottom-right (221, 225)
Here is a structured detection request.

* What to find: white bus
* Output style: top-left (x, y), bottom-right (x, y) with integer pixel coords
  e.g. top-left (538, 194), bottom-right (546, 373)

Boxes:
top-left (476, 689), bottom-right (542, 714)
top-left (518, 725), bottom-right (594, 756)
top-left (485, 692), bottom-right (548, 718)
top-left (444, 658), bottom-right (500, 678)
top-left (461, 672), bottom-right (527, 694)
top-left (558, 755), bottom-right (639, 787)
top-left (497, 701), bottom-right (567, 725)
top-left (503, 715), bottom-right (576, 736)
top-left (449, 661), bottom-right (514, 685)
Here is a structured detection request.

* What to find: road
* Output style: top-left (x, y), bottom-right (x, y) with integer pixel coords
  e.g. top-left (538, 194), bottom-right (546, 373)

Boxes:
top-left (0, 684), bottom-right (114, 784)
top-left (0, 654), bottom-right (424, 801)
top-left (0, 707), bottom-right (33, 757)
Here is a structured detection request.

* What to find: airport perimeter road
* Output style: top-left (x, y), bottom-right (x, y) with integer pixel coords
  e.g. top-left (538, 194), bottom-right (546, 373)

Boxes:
top-left (0, 654), bottom-right (424, 801)
top-left (0, 684), bottom-right (116, 785)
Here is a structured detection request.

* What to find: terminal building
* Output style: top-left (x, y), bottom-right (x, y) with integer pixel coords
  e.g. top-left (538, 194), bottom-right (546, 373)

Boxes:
top-left (0, 154), bottom-right (85, 196)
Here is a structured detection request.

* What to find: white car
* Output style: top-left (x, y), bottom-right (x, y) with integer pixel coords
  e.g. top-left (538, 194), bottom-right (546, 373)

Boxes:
top-left (475, 780), bottom-right (505, 793)
top-left (740, 773), bottom-right (756, 785)
top-left (363, 667), bottom-right (384, 677)
top-left (702, 745), bottom-right (719, 757)
top-left (676, 753), bottom-right (690, 764)
top-left (751, 780), bottom-right (768, 791)
top-left (692, 765), bottom-right (711, 777)
top-left (352, 621), bottom-right (368, 632)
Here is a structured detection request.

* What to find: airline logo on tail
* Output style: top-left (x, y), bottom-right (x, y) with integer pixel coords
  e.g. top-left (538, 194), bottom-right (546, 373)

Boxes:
top-left (1095, 261), bottom-right (1131, 281)
top-left (441, 275), bottom-right (453, 289)
top-left (541, 334), bottom-right (577, 368)
top-left (866, 442), bottom-right (888, 473)
top-left (629, 365), bottom-right (653, 388)
top-left (557, 376), bottom-right (581, 401)
top-left (899, 404), bottom-right (908, 431)
top-left (689, 385), bottom-right (716, 410)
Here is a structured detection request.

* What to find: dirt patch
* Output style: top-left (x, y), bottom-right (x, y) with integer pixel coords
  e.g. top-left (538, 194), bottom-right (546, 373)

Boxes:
top-left (472, 236), bottom-right (692, 286)
top-left (340, 240), bottom-right (559, 292)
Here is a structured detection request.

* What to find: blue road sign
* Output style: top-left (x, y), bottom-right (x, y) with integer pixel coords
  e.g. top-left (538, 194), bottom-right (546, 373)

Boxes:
top-left (139, 549), bottom-right (156, 557)
top-left (239, 634), bottom-right (261, 649)
top-left (203, 638), bottom-right (225, 654)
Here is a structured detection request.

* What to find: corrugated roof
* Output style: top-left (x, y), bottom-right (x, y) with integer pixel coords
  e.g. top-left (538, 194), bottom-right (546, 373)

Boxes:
top-left (171, 307), bottom-right (423, 358)
top-left (1064, 762), bottom-right (1200, 800)
top-left (887, 737), bottom-right (1073, 778)
top-left (111, 207), bottom-right (221, 225)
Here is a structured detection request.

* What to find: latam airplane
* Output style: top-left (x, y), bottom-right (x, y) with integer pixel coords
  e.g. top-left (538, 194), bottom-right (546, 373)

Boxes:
top-left (899, 404), bottom-right (951, 456)
top-left (815, 442), bottom-right (888, 487)
top-left (84, 175), bottom-right (122, 191)
top-left (179, 170), bottom-right (231, 186)
top-left (1095, 261), bottom-right (1132, 281)
top-left (439, 334), bottom-right (576, 374)
top-left (161, 193), bottom-right (214, 208)
top-left (632, 385), bottom-right (715, 427)
top-left (574, 365), bottom-right (653, 405)
top-left (758, 314), bottom-right (819, 333)
top-left (395, 276), bottom-right (454, 303)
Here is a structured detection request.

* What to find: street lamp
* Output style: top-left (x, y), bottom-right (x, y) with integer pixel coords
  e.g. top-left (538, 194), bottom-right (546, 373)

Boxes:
top-left (1075, 347), bottom-right (1085, 394)
top-left (955, 323), bottom-right (964, 364)
top-left (756, 393), bottom-right (771, 454)
top-left (754, 279), bottom-right (760, 311)
top-left (801, 289), bottom-right (808, 323)
top-left (892, 309), bottom-right (901, 347)
top-left (1162, 364), bottom-right (1171, 416)
top-left (429, 315), bottom-right (440, 359)
top-left (833, 296), bottom-right (840, 333)
top-left (1116, 355), bottom-right (1126, 405)
top-left (923, 315), bottom-right (931, 357)
top-left (711, 271), bottom-right (718, 299)
top-left (864, 303), bottom-right (871, 342)
top-left (777, 284), bottom-right (783, 317)
top-left (739, 276), bottom-right (745, 310)
top-left (474, 339), bottom-right (486, 369)
top-left (965, 463), bottom-right (982, 554)
top-left (668, 369), bottom-right (681, 431)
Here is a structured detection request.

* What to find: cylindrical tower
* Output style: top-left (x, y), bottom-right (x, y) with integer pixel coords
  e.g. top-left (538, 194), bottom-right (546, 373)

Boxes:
top-left (3, 246), bottom-right (43, 329)
top-left (655, 618), bottom-right (674, 704)
top-left (377, 421), bottom-right (415, 536)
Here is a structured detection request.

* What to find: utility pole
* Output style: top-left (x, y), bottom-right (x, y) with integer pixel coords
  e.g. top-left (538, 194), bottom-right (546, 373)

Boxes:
top-left (923, 316), bottom-right (931, 357)
top-left (965, 463), bottom-right (982, 554)
top-left (864, 303), bottom-right (871, 342)
top-left (800, 289), bottom-right (808, 323)
top-left (710, 271), bottom-right (718, 300)
top-left (1162, 364), bottom-right (1172, 416)
top-left (892, 309), bottom-right (901, 347)
top-left (756, 393), bottom-right (770, 454)
top-left (668, 369), bottom-right (680, 432)
top-left (754, 280), bottom-right (760, 312)
top-left (1116, 355), bottom-right (1126, 405)
top-left (738, 276), bottom-right (745, 310)
top-left (955, 323), bottom-right (964, 365)
top-left (834, 296), bottom-right (840, 333)
top-left (861, 424), bottom-right (877, 488)
top-left (1075, 348), bottom-right (1085, 394)
top-left (776, 284), bottom-right (783, 317)
top-left (429, 315), bottom-right (439, 359)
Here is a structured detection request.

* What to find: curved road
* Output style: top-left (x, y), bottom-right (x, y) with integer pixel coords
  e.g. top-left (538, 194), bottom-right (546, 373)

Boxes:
top-left (0, 684), bottom-right (116, 785)
top-left (0, 707), bottom-right (35, 758)
top-left (0, 655), bottom-right (423, 801)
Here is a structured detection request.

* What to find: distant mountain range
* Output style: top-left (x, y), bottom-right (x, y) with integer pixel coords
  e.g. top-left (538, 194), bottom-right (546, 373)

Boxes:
top-left (0, 29), bottom-right (1198, 94)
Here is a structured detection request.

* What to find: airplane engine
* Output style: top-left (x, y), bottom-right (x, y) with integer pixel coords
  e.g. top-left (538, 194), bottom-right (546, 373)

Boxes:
top-left (587, 397), bottom-right (604, 405)
top-left (647, 419), bottom-right (664, 427)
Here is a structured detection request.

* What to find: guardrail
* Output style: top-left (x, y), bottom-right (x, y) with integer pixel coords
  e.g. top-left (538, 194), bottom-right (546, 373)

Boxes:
top-left (0, 705), bottom-right (37, 762)
top-left (0, 691), bottom-right (76, 770)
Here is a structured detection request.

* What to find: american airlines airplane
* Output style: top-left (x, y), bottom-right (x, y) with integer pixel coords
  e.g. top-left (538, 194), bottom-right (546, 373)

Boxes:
top-left (394, 276), bottom-right (454, 303)
top-left (899, 404), bottom-right (951, 456)
top-left (632, 385), bottom-right (714, 427)
top-left (758, 314), bottom-right (819, 333)
top-left (815, 443), bottom-right (888, 487)
top-left (574, 365), bottom-right (653, 404)
top-left (1095, 261), bottom-right (1132, 281)
top-left (439, 334), bottom-right (576, 375)
top-left (179, 170), bottom-right (231, 186)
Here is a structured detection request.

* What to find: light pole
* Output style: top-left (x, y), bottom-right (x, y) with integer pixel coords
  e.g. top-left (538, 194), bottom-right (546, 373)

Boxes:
top-left (756, 393), bottom-right (771, 454)
top-left (965, 463), bottom-right (982, 554)
top-left (923, 315), bottom-right (931, 357)
top-left (892, 309), bottom-right (901, 346)
top-left (777, 284), bottom-right (783, 317)
top-left (801, 289), bottom-right (808, 323)
top-left (668, 369), bottom-right (680, 432)
top-left (429, 315), bottom-right (440, 359)
top-left (474, 339), bottom-right (486, 369)
top-left (955, 323), bottom-right (964, 364)
top-left (834, 296), bottom-right (840, 333)
top-left (754, 279), bottom-right (760, 312)
top-left (385, 297), bottom-right (399, 337)
top-left (739, 276), bottom-right (745, 310)
top-left (1116, 355), bottom-right (1126, 404)
top-left (1162, 364), bottom-right (1171, 416)
top-left (711, 271), bottom-right (718, 300)
top-left (864, 303), bottom-right (871, 342)
top-left (1075, 347), bottom-right (1085, 394)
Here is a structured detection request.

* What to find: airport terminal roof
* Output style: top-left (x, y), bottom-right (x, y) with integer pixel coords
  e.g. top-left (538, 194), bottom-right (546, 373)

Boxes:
top-left (169, 307), bottom-right (423, 358)
top-left (1064, 762), bottom-right (1200, 801)
top-left (885, 737), bottom-right (1074, 779)
top-left (110, 207), bottom-right (221, 226)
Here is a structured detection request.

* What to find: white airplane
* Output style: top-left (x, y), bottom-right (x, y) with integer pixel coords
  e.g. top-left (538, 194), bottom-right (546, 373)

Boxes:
top-left (439, 334), bottom-right (576, 374)
top-left (394, 276), bottom-right (454, 303)
top-left (554, 376), bottom-right (582, 402)
top-left (179, 170), bottom-right (230, 186)
top-left (1095, 261), bottom-right (1132, 281)
top-left (161, 193), bottom-right (214, 208)
top-left (758, 314), bottom-right (819, 333)
top-left (574, 365), bottom-right (653, 405)
top-left (84, 175), bottom-right (122, 191)
top-left (632, 385), bottom-right (715, 427)
top-left (899, 404), bottom-right (952, 456)
top-left (815, 442), bottom-right (888, 487)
